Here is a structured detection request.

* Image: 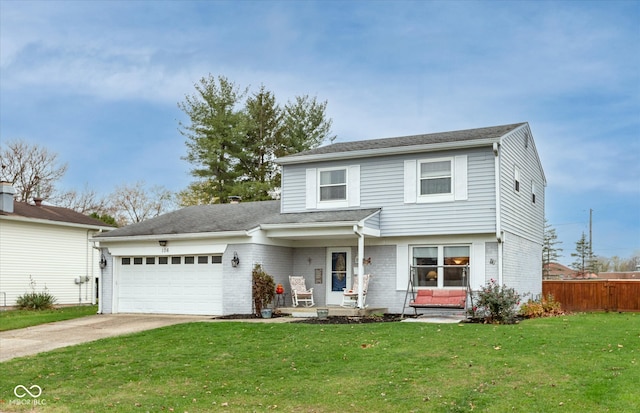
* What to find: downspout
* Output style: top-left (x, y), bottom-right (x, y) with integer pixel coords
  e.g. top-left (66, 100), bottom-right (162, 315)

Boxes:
top-left (92, 229), bottom-right (104, 314)
top-left (493, 142), bottom-right (504, 285)
top-left (353, 224), bottom-right (365, 308)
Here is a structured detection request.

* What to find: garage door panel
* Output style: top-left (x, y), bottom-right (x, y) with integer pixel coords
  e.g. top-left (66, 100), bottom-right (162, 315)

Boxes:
top-left (118, 256), bottom-right (223, 315)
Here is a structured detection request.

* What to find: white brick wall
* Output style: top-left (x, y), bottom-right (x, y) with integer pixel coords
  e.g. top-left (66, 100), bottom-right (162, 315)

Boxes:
top-left (502, 232), bottom-right (542, 299)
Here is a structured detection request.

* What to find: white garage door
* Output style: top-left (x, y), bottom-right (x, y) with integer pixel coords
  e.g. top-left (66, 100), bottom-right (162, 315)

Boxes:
top-left (118, 255), bottom-right (223, 315)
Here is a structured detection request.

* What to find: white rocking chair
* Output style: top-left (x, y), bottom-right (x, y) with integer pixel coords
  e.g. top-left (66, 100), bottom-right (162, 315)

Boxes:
top-left (341, 274), bottom-right (371, 308)
top-left (289, 276), bottom-right (315, 307)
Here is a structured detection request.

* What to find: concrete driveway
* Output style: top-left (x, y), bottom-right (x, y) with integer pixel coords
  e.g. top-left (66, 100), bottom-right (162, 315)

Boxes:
top-left (0, 314), bottom-right (211, 362)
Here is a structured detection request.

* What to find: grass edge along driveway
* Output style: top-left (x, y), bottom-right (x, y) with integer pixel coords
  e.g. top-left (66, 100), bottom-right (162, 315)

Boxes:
top-left (1, 312), bottom-right (638, 412)
top-left (0, 305), bottom-right (98, 332)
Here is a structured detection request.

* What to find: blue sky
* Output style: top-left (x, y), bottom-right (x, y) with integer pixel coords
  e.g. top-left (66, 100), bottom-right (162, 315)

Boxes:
top-left (1, 0), bottom-right (638, 264)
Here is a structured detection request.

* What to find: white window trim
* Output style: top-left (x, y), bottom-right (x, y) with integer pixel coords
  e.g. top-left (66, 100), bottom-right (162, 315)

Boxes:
top-left (318, 166), bottom-right (349, 209)
top-left (531, 180), bottom-right (537, 204)
top-left (405, 156), bottom-right (467, 204)
top-left (514, 165), bottom-right (521, 193)
top-left (307, 166), bottom-right (360, 209)
top-left (417, 157), bottom-right (453, 203)
top-left (411, 244), bottom-right (470, 289)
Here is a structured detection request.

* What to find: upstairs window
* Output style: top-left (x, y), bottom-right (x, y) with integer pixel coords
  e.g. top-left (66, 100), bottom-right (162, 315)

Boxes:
top-left (514, 166), bottom-right (521, 192)
top-left (319, 169), bottom-right (347, 201)
top-left (306, 166), bottom-right (360, 209)
top-left (405, 156), bottom-right (466, 203)
top-left (532, 181), bottom-right (537, 204)
top-left (420, 159), bottom-right (452, 196)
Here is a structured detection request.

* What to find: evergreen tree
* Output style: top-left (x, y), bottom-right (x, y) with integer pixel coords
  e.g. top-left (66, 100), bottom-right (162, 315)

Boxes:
top-left (542, 220), bottom-right (563, 278)
top-left (278, 95), bottom-right (336, 157)
top-left (232, 85), bottom-right (282, 201)
top-left (570, 232), bottom-right (595, 276)
top-left (178, 75), bottom-right (247, 204)
top-left (177, 75), bottom-right (335, 205)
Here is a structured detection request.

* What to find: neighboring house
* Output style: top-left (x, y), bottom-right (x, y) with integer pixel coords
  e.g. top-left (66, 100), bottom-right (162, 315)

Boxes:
top-left (0, 182), bottom-right (113, 307)
top-left (94, 122), bottom-right (546, 316)
top-left (543, 262), bottom-right (576, 280)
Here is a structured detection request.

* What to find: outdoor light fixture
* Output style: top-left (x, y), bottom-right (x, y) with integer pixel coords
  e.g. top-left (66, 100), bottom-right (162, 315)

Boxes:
top-left (231, 251), bottom-right (240, 268)
top-left (159, 240), bottom-right (168, 247)
top-left (99, 254), bottom-right (107, 269)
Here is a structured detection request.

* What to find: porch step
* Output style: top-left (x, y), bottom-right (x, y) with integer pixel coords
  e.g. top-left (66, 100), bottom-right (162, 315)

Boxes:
top-left (276, 306), bottom-right (388, 317)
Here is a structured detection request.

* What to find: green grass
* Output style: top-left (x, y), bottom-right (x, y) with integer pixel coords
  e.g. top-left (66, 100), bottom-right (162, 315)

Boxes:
top-left (0, 305), bottom-right (98, 331)
top-left (0, 313), bottom-right (638, 412)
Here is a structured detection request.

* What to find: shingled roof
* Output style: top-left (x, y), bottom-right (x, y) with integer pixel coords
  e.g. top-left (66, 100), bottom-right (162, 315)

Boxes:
top-left (278, 122), bottom-right (526, 163)
top-left (1, 201), bottom-right (113, 228)
top-left (96, 200), bottom-right (380, 238)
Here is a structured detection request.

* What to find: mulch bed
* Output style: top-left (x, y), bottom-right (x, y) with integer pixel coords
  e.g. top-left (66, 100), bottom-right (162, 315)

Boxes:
top-left (292, 314), bottom-right (405, 324)
top-left (214, 313), bottom-right (406, 324)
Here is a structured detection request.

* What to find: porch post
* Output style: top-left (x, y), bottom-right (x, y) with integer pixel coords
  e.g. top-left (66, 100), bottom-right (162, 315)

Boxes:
top-left (354, 225), bottom-right (365, 308)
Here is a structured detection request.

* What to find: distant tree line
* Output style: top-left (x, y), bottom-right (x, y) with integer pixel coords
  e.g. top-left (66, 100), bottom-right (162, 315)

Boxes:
top-left (543, 221), bottom-right (639, 276)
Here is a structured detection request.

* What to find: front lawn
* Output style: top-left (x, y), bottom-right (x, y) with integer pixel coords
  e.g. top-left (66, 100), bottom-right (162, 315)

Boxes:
top-left (0, 305), bottom-right (98, 332)
top-left (0, 313), bottom-right (637, 412)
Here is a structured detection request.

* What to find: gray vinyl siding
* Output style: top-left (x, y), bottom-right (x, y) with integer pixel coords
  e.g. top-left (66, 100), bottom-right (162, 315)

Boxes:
top-left (499, 126), bottom-right (545, 244)
top-left (281, 147), bottom-right (497, 237)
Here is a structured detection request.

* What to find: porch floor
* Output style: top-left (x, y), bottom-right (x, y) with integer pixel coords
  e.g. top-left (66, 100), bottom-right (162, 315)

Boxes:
top-left (276, 306), bottom-right (388, 317)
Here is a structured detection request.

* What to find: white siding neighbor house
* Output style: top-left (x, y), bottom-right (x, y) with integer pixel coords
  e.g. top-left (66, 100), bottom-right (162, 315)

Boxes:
top-left (0, 182), bottom-right (114, 307)
top-left (94, 122), bottom-right (546, 316)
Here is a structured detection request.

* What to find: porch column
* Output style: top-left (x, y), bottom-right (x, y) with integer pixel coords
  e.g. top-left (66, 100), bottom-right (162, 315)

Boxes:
top-left (354, 225), bottom-right (365, 308)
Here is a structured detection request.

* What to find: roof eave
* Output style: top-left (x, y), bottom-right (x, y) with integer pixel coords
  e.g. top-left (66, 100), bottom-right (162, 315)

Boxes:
top-left (277, 138), bottom-right (499, 165)
top-left (0, 214), bottom-right (114, 231)
top-left (92, 230), bottom-right (251, 243)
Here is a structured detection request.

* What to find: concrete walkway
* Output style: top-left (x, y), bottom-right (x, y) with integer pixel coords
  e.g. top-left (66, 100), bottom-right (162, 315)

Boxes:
top-left (0, 314), bottom-right (292, 362)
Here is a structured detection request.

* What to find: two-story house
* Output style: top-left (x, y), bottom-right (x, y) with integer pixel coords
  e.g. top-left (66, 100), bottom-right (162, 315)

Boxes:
top-left (94, 122), bottom-right (545, 315)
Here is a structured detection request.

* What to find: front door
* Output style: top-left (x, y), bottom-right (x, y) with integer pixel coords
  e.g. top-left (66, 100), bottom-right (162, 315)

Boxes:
top-left (326, 248), bottom-right (351, 305)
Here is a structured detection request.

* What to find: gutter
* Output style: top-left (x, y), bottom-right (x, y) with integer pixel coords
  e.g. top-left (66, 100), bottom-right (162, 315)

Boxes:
top-left (493, 141), bottom-right (504, 285)
top-left (0, 214), bottom-right (113, 231)
top-left (277, 138), bottom-right (500, 165)
top-left (91, 230), bottom-right (251, 243)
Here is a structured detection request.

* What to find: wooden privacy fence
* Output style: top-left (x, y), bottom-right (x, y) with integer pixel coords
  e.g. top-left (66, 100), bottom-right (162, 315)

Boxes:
top-left (542, 280), bottom-right (640, 312)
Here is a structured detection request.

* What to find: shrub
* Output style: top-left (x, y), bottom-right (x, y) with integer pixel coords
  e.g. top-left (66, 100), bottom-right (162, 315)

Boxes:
top-left (475, 279), bottom-right (521, 324)
top-left (15, 276), bottom-right (57, 310)
top-left (252, 264), bottom-right (275, 317)
top-left (520, 293), bottom-right (564, 318)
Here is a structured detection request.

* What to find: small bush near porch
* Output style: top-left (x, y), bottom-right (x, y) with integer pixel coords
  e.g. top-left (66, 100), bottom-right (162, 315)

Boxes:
top-left (0, 313), bottom-right (637, 412)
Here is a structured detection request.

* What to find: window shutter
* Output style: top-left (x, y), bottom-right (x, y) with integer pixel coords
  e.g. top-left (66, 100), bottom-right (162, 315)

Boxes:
top-left (404, 160), bottom-right (417, 203)
top-left (454, 155), bottom-right (468, 201)
top-left (348, 165), bottom-right (360, 207)
top-left (306, 168), bottom-right (317, 209)
top-left (396, 244), bottom-right (409, 290)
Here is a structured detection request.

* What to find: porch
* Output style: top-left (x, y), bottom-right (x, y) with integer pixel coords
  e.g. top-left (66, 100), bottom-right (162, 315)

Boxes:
top-left (276, 306), bottom-right (388, 317)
